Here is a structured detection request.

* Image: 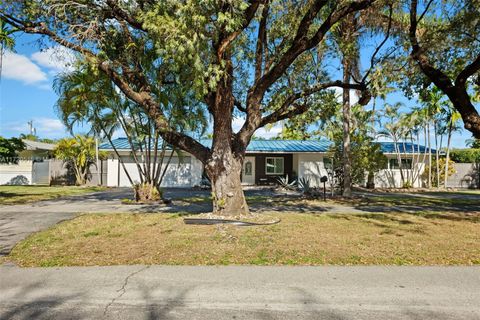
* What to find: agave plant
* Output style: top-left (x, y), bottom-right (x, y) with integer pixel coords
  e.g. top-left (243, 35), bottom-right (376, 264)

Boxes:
top-left (298, 177), bottom-right (312, 195)
top-left (276, 175), bottom-right (297, 190)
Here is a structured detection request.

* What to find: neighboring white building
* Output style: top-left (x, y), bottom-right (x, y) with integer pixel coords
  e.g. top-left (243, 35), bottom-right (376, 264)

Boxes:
top-left (0, 140), bottom-right (55, 185)
top-left (100, 138), bottom-right (431, 189)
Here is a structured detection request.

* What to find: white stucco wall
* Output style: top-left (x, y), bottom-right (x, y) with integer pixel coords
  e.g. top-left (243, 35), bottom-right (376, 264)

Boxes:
top-left (296, 153), bottom-right (427, 189)
top-left (106, 152), bottom-right (200, 187)
top-left (191, 157), bottom-right (204, 186)
top-left (374, 155), bottom-right (426, 188)
top-left (0, 160), bottom-right (33, 185)
top-left (103, 150), bottom-right (429, 189)
top-left (297, 154), bottom-right (330, 187)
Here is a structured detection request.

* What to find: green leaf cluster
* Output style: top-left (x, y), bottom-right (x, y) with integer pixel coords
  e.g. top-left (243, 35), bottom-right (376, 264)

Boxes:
top-left (54, 135), bottom-right (106, 185)
top-left (450, 149), bottom-right (480, 163)
top-left (0, 136), bottom-right (25, 163)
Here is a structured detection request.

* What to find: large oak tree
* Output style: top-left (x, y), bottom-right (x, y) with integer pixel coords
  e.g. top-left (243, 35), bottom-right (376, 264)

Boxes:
top-left (0, 0), bottom-right (377, 216)
top-left (409, 0), bottom-right (480, 138)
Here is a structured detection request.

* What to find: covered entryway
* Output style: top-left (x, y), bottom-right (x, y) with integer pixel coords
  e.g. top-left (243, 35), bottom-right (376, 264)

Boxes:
top-left (242, 157), bottom-right (255, 185)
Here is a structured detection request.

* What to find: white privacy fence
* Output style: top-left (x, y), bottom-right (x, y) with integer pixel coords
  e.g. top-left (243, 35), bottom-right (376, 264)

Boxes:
top-left (0, 158), bottom-right (108, 186)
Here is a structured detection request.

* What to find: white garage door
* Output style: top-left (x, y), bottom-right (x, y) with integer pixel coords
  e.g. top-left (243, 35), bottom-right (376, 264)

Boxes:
top-left (118, 156), bottom-right (192, 187)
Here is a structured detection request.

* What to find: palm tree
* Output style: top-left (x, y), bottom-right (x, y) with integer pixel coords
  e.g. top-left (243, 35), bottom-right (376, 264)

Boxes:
top-left (0, 20), bottom-right (15, 82)
top-left (332, 13), bottom-right (361, 197)
top-left (420, 87), bottom-right (444, 188)
top-left (332, 4), bottom-right (397, 196)
top-left (442, 104), bottom-right (462, 188)
top-left (379, 102), bottom-right (409, 187)
top-left (54, 63), bottom-right (207, 200)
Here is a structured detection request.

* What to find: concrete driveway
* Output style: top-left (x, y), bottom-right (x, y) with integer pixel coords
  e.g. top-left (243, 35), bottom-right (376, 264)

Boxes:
top-left (1, 265), bottom-right (479, 319)
top-left (0, 188), bottom-right (208, 255)
top-left (0, 188), bottom-right (159, 255)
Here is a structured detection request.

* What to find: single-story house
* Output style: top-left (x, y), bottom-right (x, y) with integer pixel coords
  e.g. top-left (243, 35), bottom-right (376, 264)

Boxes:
top-left (100, 138), bottom-right (431, 189)
top-left (0, 140), bottom-right (55, 185)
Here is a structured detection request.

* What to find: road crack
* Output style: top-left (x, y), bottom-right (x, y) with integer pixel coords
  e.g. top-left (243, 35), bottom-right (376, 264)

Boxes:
top-left (103, 265), bottom-right (150, 316)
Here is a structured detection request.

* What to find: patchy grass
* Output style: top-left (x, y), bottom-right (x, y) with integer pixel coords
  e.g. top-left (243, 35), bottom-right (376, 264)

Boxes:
top-left (333, 191), bottom-right (480, 213)
top-left (0, 185), bottom-right (106, 205)
top-left (177, 190), bottom-right (480, 214)
top-left (7, 211), bottom-right (479, 267)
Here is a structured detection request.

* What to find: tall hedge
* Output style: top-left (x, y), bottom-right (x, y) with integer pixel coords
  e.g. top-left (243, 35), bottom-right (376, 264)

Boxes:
top-left (449, 149), bottom-right (480, 163)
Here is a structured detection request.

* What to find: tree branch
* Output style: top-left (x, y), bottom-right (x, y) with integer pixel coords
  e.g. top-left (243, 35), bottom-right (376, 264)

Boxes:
top-left (234, 99), bottom-right (247, 113)
top-left (260, 103), bottom-right (308, 126)
top-left (409, 0), bottom-right (480, 137)
top-left (254, 1), bottom-right (269, 82)
top-left (248, 0), bottom-right (376, 110)
top-left (456, 54), bottom-right (480, 87)
top-left (362, 4), bottom-right (393, 84)
top-left (216, 0), bottom-right (262, 59)
top-left (260, 80), bottom-right (367, 126)
top-left (104, 0), bottom-right (146, 32)
top-left (1, 13), bottom-right (212, 161)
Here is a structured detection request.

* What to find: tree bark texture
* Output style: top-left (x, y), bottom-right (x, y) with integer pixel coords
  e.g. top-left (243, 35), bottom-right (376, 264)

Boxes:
top-left (204, 60), bottom-right (250, 216)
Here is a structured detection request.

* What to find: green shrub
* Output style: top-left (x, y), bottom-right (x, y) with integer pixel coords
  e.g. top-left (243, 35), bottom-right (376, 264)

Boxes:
top-left (449, 149), bottom-right (480, 163)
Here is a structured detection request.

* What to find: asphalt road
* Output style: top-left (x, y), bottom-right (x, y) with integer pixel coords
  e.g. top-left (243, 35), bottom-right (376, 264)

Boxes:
top-left (1, 265), bottom-right (479, 319)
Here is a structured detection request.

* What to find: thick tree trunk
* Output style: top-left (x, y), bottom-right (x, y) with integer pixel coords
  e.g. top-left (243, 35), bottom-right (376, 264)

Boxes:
top-left (204, 57), bottom-right (250, 217)
top-left (205, 152), bottom-right (249, 216)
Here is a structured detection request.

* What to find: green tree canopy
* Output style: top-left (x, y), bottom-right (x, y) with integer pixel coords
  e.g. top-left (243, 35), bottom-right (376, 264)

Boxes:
top-left (0, 0), bottom-right (380, 216)
top-left (54, 135), bottom-right (106, 185)
top-left (0, 136), bottom-right (25, 163)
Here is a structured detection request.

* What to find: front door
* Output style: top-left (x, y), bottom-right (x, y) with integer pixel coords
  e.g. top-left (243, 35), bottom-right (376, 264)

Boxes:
top-left (242, 157), bottom-right (255, 185)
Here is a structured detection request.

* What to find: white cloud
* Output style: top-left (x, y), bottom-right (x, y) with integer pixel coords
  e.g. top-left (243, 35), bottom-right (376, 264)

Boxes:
top-left (2, 51), bottom-right (48, 85)
top-left (35, 117), bottom-right (65, 133)
top-left (232, 117), bottom-right (282, 139)
top-left (31, 46), bottom-right (76, 74)
top-left (2, 117), bottom-right (67, 138)
top-left (256, 124), bottom-right (283, 139)
top-left (333, 87), bottom-right (360, 105)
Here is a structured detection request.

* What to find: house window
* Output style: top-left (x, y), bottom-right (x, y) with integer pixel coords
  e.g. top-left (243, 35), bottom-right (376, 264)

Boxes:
top-left (244, 161), bottom-right (253, 176)
top-left (266, 157), bottom-right (284, 175)
top-left (389, 158), bottom-right (412, 169)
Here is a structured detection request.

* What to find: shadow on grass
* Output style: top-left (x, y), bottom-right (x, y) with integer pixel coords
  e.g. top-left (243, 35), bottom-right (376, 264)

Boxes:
top-left (348, 191), bottom-right (480, 216)
top-left (330, 211), bottom-right (480, 226)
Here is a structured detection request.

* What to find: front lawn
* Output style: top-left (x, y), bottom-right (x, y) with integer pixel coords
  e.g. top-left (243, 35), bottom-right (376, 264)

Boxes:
top-left (0, 185), bottom-right (106, 205)
top-left (344, 191), bottom-right (480, 213)
top-left (7, 211), bottom-right (479, 267)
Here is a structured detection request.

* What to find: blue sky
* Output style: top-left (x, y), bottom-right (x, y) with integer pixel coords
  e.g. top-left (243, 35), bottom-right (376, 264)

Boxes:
top-left (0, 33), bottom-right (474, 148)
top-left (0, 34), bottom-right (72, 139)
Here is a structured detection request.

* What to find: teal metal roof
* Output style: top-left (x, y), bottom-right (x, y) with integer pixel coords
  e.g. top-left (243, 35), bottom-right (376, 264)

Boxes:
top-left (377, 142), bottom-right (432, 154)
top-left (100, 138), bottom-right (431, 154)
top-left (243, 139), bottom-right (331, 152)
top-left (100, 138), bottom-right (332, 153)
